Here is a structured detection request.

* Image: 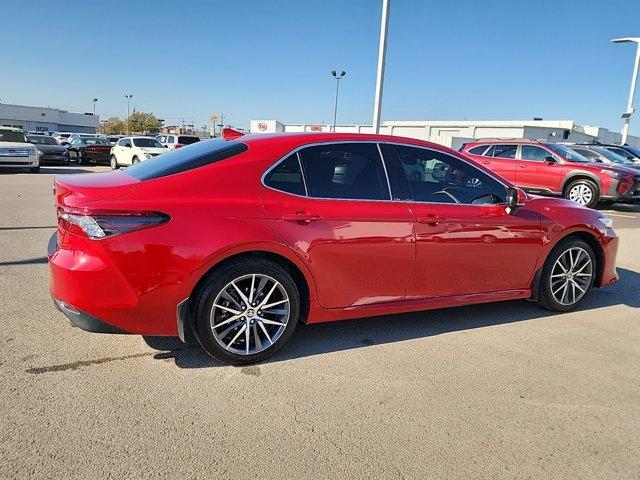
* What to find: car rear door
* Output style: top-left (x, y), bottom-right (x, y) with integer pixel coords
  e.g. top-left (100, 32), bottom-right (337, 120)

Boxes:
top-left (466, 144), bottom-right (518, 182)
top-left (516, 145), bottom-right (564, 193)
top-left (386, 143), bottom-right (541, 298)
top-left (261, 142), bottom-right (415, 309)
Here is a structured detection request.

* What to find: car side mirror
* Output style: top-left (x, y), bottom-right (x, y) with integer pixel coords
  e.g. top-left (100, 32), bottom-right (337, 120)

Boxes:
top-left (505, 187), bottom-right (526, 215)
top-left (544, 156), bottom-right (558, 164)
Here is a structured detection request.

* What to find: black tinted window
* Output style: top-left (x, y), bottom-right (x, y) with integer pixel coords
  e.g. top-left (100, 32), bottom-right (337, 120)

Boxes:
top-left (521, 146), bottom-right (549, 161)
top-left (265, 153), bottom-right (305, 196)
top-left (178, 136), bottom-right (200, 145)
top-left (125, 139), bottom-right (248, 181)
top-left (299, 143), bottom-right (389, 200)
top-left (468, 145), bottom-right (488, 155)
top-left (389, 144), bottom-right (507, 205)
top-left (492, 145), bottom-right (517, 158)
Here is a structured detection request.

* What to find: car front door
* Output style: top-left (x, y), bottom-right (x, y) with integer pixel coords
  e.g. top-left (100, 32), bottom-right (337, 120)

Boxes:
top-left (516, 145), bottom-right (564, 193)
top-left (261, 142), bottom-right (415, 309)
top-left (386, 143), bottom-right (541, 298)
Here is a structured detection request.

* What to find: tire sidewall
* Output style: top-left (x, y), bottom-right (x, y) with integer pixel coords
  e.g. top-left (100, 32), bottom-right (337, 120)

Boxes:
top-left (110, 155), bottom-right (118, 170)
top-left (565, 179), bottom-right (598, 208)
top-left (539, 238), bottom-right (596, 312)
top-left (194, 258), bottom-right (300, 365)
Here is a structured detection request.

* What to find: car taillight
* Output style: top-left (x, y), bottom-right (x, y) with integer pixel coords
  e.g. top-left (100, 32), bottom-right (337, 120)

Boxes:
top-left (57, 208), bottom-right (170, 239)
top-left (174, 143), bottom-right (183, 149)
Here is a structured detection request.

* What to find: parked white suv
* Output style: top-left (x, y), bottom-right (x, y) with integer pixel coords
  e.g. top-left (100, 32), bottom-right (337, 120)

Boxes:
top-left (110, 136), bottom-right (166, 169)
top-left (156, 134), bottom-right (200, 150)
top-left (0, 127), bottom-right (40, 173)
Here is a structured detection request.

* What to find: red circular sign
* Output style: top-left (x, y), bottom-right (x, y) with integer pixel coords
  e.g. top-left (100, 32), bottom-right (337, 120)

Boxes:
top-left (257, 122), bottom-right (267, 131)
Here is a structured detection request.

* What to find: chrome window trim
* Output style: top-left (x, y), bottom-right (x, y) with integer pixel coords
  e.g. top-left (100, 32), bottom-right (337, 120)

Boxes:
top-left (261, 140), bottom-right (511, 208)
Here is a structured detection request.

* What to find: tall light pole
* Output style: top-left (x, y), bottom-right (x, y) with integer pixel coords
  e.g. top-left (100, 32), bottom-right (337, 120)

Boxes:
top-left (125, 94), bottom-right (133, 134)
top-left (92, 98), bottom-right (98, 115)
top-left (612, 37), bottom-right (640, 145)
top-left (331, 70), bottom-right (346, 132)
top-left (372, 0), bottom-right (390, 134)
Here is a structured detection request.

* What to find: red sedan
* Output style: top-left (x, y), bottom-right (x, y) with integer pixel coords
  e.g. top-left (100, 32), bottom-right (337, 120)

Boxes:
top-left (48, 133), bottom-right (619, 364)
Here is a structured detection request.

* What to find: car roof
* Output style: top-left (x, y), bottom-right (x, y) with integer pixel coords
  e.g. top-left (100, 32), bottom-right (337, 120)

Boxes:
top-left (235, 132), bottom-right (460, 154)
top-left (0, 126), bottom-right (24, 132)
top-left (465, 138), bottom-right (544, 145)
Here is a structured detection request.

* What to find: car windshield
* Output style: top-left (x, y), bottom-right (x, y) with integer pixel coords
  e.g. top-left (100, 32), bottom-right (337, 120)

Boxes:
top-left (545, 143), bottom-right (589, 163)
top-left (27, 135), bottom-right (59, 145)
top-left (85, 138), bottom-right (109, 145)
top-left (133, 138), bottom-right (163, 148)
top-left (593, 147), bottom-right (636, 166)
top-left (0, 130), bottom-right (28, 142)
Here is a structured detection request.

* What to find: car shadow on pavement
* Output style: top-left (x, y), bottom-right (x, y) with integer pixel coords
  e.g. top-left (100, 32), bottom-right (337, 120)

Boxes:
top-left (143, 267), bottom-right (640, 369)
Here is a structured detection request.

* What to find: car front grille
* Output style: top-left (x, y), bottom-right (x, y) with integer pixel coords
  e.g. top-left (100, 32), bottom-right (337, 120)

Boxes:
top-left (0, 147), bottom-right (30, 157)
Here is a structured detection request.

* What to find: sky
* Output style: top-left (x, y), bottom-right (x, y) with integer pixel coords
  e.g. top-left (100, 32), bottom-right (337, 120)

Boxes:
top-left (2, 0), bottom-right (640, 135)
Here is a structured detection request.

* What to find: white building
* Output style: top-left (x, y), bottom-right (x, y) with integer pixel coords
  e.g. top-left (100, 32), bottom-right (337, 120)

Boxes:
top-left (0, 103), bottom-right (99, 134)
top-left (250, 119), bottom-right (640, 149)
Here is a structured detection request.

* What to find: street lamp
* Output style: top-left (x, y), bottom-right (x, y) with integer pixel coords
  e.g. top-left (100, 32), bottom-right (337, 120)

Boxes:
top-left (331, 70), bottom-right (346, 132)
top-left (612, 37), bottom-right (640, 145)
top-left (125, 94), bottom-right (133, 134)
top-left (373, 0), bottom-right (390, 134)
top-left (92, 98), bottom-right (98, 115)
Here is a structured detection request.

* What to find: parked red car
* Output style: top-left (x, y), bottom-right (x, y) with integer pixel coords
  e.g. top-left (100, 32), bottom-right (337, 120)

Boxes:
top-left (461, 139), bottom-right (640, 208)
top-left (49, 134), bottom-right (619, 364)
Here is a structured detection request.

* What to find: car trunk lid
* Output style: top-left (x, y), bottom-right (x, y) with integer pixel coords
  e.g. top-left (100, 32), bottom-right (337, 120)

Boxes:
top-left (54, 171), bottom-right (140, 208)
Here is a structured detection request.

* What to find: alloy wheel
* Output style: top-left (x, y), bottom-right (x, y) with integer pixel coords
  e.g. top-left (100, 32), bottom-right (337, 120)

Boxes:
top-left (568, 184), bottom-right (593, 205)
top-left (465, 177), bottom-right (483, 188)
top-left (210, 274), bottom-right (290, 355)
top-left (550, 247), bottom-right (593, 305)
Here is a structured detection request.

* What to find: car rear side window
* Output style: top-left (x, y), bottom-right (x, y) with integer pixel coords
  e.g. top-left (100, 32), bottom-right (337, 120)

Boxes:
top-left (492, 145), bottom-right (517, 158)
top-left (468, 145), bottom-right (488, 155)
top-left (298, 143), bottom-right (390, 200)
top-left (124, 139), bottom-right (248, 181)
top-left (264, 153), bottom-right (306, 196)
top-left (178, 136), bottom-right (200, 145)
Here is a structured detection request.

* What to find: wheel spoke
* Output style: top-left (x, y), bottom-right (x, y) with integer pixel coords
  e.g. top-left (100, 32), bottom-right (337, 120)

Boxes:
top-left (214, 304), bottom-right (242, 315)
top-left (259, 283), bottom-right (278, 309)
top-left (253, 324), bottom-right (262, 350)
top-left (226, 324), bottom-right (246, 350)
top-left (213, 314), bottom-right (242, 329)
top-left (220, 290), bottom-right (241, 309)
top-left (254, 276), bottom-right (269, 301)
top-left (261, 298), bottom-right (289, 310)
top-left (262, 308), bottom-right (288, 316)
top-left (260, 318), bottom-right (287, 327)
top-left (219, 321), bottom-right (243, 339)
top-left (553, 281), bottom-right (567, 296)
top-left (231, 281), bottom-right (249, 305)
top-left (257, 320), bottom-right (272, 344)
top-left (248, 274), bottom-right (256, 304)
top-left (245, 321), bottom-right (251, 354)
top-left (571, 279), bottom-right (586, 294)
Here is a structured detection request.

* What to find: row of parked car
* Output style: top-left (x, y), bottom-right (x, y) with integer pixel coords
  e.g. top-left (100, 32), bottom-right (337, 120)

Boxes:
top-left (458, 139), bottom-right (640, 208)
top-left (0, 127), bottom-right (203, 172)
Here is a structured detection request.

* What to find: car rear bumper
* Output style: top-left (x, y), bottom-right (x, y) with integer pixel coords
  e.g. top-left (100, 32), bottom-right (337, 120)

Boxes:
top-left (48, 232), bottom-right (181, 336)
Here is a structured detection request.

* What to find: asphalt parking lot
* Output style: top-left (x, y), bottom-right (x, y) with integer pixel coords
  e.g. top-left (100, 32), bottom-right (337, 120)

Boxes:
top-left (1, 166), bottom-right (639, 479)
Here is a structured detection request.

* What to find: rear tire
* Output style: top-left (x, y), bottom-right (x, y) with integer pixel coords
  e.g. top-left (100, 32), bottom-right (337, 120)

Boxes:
top-left (132, 156), bottom-right (140, 165)
top-left (193, 257), bottom-right (300, 365)
top-left (110, 155), bottom-right (119, 170)
top-left (536, 237), bottom-right (596, 312)
top-left (564, 179), bottom-right (598, 208)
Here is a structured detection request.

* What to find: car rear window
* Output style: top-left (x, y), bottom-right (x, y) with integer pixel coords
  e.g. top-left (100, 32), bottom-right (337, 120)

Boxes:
top-left (178, 136), bottom-right (200, 145)
top-left (124, 139), bottom-right (248, 181)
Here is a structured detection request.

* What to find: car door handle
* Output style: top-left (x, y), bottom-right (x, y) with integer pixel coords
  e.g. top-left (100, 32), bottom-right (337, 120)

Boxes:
top-left (282, 212), bottom-right (322, 225)
top-left (482, 160), bottom-right (492, 165)
top-left (516, 163), bottom-right (526, 168)
top-left (416, 214), bottom-right (447, 226)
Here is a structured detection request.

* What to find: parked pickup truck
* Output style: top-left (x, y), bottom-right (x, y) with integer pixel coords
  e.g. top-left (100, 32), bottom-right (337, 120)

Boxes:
top-left (0, 127), bottom-right (40, 173)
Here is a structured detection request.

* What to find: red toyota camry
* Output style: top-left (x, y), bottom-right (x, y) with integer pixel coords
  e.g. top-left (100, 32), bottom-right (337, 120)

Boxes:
top-left (48, 133), bottom-right (619, 364)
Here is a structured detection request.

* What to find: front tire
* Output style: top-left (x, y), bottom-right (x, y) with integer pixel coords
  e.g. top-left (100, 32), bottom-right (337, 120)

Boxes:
top-left (536, 237), bottom-right (596, 312)
top-left (132, 156), bottom-right (140, 165)
top-left (193, 257), bottom-right (300, 365)
top-left (110, 155), bottom-right (119, 170)
top-left (564, 179), bottom-right (598, 208)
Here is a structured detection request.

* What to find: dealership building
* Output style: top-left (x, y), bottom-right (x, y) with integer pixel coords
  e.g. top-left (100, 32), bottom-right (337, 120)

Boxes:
top-left (250, 119), bottom-right (640, 149)
top-left (0, 103), bottom-right (99, 134)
